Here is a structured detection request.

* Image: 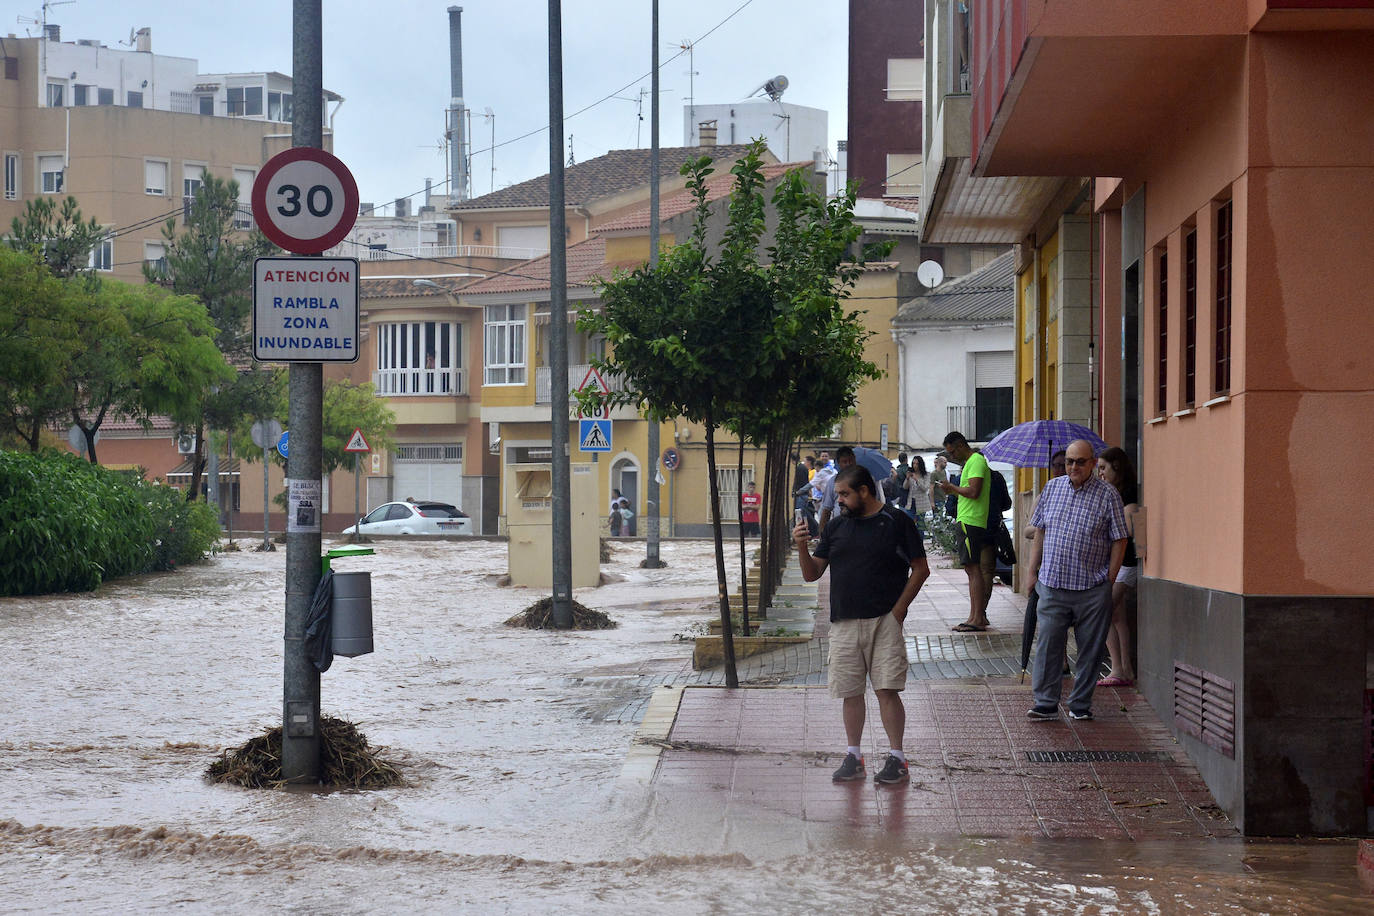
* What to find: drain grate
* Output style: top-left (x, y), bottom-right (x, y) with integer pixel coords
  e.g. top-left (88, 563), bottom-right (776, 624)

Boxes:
top-left (1026, 750), bottom-right (1172, 764)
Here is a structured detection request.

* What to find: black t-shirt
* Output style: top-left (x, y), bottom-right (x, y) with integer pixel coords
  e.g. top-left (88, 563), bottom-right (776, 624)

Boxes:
top-left (814, 504), bottom-right (925, 622)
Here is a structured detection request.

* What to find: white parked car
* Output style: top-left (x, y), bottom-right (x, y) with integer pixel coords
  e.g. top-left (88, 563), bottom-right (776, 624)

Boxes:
top-left (342, 501), bottom-right (472, 536)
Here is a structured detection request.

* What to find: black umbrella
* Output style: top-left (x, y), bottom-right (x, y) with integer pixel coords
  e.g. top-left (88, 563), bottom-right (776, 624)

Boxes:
top-left (1019, 585), bottom-right (1039, 684)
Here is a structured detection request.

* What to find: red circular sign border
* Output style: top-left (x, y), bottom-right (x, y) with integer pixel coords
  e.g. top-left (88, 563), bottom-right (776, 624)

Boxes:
top-left (251, 147), bottom-right (360, 254)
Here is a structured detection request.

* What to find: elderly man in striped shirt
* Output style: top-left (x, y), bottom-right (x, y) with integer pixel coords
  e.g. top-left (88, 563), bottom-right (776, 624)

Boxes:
top-left (1025, 439), bottom-right (1129, 722)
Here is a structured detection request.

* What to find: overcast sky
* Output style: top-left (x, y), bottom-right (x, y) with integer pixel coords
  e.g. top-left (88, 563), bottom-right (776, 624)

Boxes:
top-left (29, 0), bottom-right (849, 207)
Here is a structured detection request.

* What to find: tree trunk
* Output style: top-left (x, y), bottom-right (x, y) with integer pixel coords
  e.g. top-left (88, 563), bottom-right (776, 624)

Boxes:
top-left (736, 435), bottom-right (749, 638)
top-left (704, 418), bottom-right (739, 687)
top-left (185, 420), bottom-right (207, 501)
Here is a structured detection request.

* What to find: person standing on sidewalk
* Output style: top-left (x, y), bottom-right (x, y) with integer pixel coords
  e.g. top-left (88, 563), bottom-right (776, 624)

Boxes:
top-left (793, 464), bottom-right (930, 785)
top-left (1025, 439), bottom-right (1128, 722)
top-left (937, 431), bottom-right (996, 632)
top-left (740, 480), bottom-right (761, 538)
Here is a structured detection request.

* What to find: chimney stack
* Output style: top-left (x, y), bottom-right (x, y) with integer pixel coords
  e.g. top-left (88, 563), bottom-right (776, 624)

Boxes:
top-left (44, 24), bottom-right (60, 42)
top-left (135, 27), bottom-right (151, 52)
top-left (447, 6), bottom-right (469, 203)
top-left (698, 120), bottom-right (718, 147)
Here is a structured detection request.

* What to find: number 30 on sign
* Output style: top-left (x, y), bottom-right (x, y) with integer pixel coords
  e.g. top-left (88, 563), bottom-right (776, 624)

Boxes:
top-left (251, 148), bottom-right (360, 255)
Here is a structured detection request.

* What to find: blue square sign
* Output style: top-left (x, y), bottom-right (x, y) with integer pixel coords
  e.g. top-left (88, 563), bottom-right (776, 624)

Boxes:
top-left (578, 419), bottom-right (612, 452)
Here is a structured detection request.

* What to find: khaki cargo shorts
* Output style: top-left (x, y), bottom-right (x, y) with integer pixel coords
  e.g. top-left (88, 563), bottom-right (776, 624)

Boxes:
top-left (827, 612), bottom-right (907, 699)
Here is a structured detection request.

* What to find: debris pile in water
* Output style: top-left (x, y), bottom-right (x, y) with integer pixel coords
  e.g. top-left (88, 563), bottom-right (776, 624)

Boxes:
top-left (503, 596), bottom-right (617, 630)
top-left (206, 716), bottom-right (403, 789)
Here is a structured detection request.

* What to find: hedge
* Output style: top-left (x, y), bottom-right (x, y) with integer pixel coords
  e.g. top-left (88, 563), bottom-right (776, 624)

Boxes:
top-left (0, 450), bottom-right (221, 596)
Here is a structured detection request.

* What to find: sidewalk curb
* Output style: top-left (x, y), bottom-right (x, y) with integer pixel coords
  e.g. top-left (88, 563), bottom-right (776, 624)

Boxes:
top-left (617, 685), bottom-right (684, 787)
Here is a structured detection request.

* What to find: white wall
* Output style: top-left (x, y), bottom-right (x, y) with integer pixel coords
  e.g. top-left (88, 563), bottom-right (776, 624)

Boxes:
top-left (684, 100), bottom-right (828, 164)
top-left (895, 324), bottom-right (1015, 450)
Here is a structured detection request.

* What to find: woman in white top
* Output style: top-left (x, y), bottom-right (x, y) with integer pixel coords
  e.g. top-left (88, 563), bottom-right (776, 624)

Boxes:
top-left (904, 456), bottom-right (932, 535)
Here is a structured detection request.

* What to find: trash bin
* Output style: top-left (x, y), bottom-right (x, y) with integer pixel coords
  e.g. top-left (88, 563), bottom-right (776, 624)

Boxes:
top-left (323, 545), bottom-right (375, 658)
top-left (331, 570), bottom-right (373, 657)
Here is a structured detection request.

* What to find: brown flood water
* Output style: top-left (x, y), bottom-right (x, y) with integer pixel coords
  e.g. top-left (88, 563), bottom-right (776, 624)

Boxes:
top-left (0, 539), bottom-right (1368, 912)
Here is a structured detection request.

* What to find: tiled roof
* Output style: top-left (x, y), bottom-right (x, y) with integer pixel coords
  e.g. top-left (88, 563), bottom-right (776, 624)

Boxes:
top-left (895, 250), bottom-right (1016, 324)
top-left (450, 145), bottom-right (760, 211)
top-left (457, 236), bottom-right (615, 297)
top-left (96, 415), bottom-right (176, 433)
top-left (361, 275), bottom-right (483, 299)
top-left (595, 161), bottom-right (813, 233)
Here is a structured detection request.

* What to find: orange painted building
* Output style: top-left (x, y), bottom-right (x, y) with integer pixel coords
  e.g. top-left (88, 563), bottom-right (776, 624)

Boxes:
top-left (953, 0), bottom-right (1374, 834)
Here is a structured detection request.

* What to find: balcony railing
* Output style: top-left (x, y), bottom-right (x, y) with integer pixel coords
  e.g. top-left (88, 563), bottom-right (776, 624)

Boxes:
top-left (535, 364), bottom-right (622, 404)
top-left (373, 367), bottom-right (466, 396)
top-left (946, 405), bottom-right (977, 437)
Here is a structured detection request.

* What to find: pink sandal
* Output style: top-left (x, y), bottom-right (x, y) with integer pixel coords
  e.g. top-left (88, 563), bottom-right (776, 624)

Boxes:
top-left (1097, 675), bottom-right (1133, 688)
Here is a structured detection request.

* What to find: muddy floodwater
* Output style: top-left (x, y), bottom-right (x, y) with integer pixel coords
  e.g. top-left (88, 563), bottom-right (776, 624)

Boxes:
top-left (1, 539), bottom-right (1368, 913)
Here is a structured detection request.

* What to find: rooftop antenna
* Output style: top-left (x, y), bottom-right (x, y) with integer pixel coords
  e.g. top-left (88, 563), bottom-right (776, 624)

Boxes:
top-left (674, 39), bottom-right (698, 141)
top-left (480, 107), bottom-right (495, 194)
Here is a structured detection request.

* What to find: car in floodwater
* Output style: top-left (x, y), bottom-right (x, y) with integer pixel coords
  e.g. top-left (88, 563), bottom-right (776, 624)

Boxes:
top-left (342, 501), bottom-right (472, 536)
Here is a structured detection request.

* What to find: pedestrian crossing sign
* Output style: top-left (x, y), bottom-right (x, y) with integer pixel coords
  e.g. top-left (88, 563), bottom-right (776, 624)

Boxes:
top-left (578, 418), bottom-right (612, 452)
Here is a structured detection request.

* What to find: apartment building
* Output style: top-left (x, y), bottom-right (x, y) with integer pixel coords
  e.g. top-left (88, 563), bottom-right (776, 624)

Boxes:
top-left (0, 24), bottom-right (337, 284)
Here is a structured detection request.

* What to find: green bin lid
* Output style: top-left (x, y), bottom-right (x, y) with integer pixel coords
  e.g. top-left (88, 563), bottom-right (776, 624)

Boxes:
top-left (324, 545), bottom-right (375, 560)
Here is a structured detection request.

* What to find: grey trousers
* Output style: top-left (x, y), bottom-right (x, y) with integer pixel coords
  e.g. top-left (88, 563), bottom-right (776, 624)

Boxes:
top-left (1030, 580), bottom-right (1113, 714)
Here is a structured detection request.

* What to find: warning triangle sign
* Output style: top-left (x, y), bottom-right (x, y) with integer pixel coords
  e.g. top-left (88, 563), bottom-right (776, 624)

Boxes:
top-left (344, 427), bottom-right (371, 452)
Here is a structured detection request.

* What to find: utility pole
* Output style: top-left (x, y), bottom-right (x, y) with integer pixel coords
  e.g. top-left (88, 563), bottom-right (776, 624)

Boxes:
top-left (644, 0), bottom-right (664, 569)
top-left (282, 0), bottom-right (324, 782)
top-left (548, 0), bottom-right (573, 628)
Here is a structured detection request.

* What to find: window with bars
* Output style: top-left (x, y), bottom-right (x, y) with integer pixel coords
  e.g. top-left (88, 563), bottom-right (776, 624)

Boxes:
top-left (395, 444), bottom-right (463, 462)
top-left (1157, 248), bottom-right (1168, 416)
top-left (1214, 201), bottom-right (1233, 395)
top-left (712, 466), bottom-right (755, 521)
top-left (376, 321), bottom-right (462, 395)
top-left (484, 304), bottom-right (527, 385)
top-left (1184, 229), bottom-right (1198, 407)
top-left (3, 153), bottom-right (17, 201)
top-left (232, 168), bottom-right (255, 229)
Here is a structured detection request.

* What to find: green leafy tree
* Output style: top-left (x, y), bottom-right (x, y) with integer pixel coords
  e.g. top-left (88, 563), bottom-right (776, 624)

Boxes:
top-left (582, 141), bottom-right (882, 685)
top-left (65, 280), bottom-right (234, 465)
top-left (7, 195), bottom-right (105, 278)
top-left (147, 173), bottom-right (276, 499)
top-left (231, 372), bottom-right (396, 476)
top-left (0, 249), bottom-right (81, 450)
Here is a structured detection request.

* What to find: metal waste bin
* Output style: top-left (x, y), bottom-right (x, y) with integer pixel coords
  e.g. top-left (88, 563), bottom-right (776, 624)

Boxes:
top-left (331, 570), bottom-right (373, 657)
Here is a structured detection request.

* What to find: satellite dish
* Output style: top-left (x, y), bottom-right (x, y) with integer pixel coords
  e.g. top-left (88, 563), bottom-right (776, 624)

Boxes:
top-left (917, 260), bottom-right (945, 289)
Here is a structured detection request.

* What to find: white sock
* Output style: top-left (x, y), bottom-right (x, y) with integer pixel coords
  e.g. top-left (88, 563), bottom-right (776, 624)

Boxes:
top-left (847, 745), bottom-right (862, 759)
top-left (889, 749), bottom-right (906, 763)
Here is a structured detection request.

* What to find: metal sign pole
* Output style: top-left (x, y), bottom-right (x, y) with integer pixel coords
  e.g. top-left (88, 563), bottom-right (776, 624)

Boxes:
top-left (261, 441), bottom-right (273, 552)
top-left (352, 457), bottom-right (360, 544)
top-left (282, 0), bottom-right (324, 783)
top-left (643, 0), bottom-right (664, 569)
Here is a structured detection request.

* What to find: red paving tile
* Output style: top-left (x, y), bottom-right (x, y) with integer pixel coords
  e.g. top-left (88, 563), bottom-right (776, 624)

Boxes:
top-left (650, 682), bottom-right (1237, 840)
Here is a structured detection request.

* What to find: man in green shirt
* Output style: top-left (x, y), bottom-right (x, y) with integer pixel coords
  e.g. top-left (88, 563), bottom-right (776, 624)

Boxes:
top-left (938, 431), bottom-right (995, 631)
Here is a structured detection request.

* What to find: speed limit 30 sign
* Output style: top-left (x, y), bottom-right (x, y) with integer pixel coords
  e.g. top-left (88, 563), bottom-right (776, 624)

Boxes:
top-left (251, 147), bottom-right (360, 254)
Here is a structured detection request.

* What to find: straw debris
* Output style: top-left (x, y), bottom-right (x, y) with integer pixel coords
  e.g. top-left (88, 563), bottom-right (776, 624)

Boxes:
top-left (503, 596), bottom-right (617, 629)
top-left (206, 716), bottom-right (403, 789)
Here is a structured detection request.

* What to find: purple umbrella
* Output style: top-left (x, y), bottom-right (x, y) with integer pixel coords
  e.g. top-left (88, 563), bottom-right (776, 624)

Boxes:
top-left (980, 420), bottom-right (1107, 469)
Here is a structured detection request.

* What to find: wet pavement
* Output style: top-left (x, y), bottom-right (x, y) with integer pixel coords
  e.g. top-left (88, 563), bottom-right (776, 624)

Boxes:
top-left (1, 537), bottom-right (1369, 912)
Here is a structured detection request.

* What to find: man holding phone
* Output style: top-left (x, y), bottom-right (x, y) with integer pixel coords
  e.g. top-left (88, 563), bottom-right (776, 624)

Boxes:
top-left (793, 464), bottom-right (929, 785)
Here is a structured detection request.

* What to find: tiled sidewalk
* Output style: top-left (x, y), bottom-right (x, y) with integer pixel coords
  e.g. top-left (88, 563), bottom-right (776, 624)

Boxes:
top-left (633, 682), bottom-right (1234, 839)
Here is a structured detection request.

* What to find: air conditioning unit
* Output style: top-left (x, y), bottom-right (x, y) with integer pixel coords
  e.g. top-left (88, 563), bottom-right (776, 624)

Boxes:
top-left (176, 433), bottom-right (198, 455)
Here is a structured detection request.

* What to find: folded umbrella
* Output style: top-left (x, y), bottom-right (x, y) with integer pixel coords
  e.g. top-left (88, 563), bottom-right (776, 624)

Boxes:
top-left (981, 419), bottom-right (1107, 468)
top-left (1019, 585), bottom-right (1039, 684)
